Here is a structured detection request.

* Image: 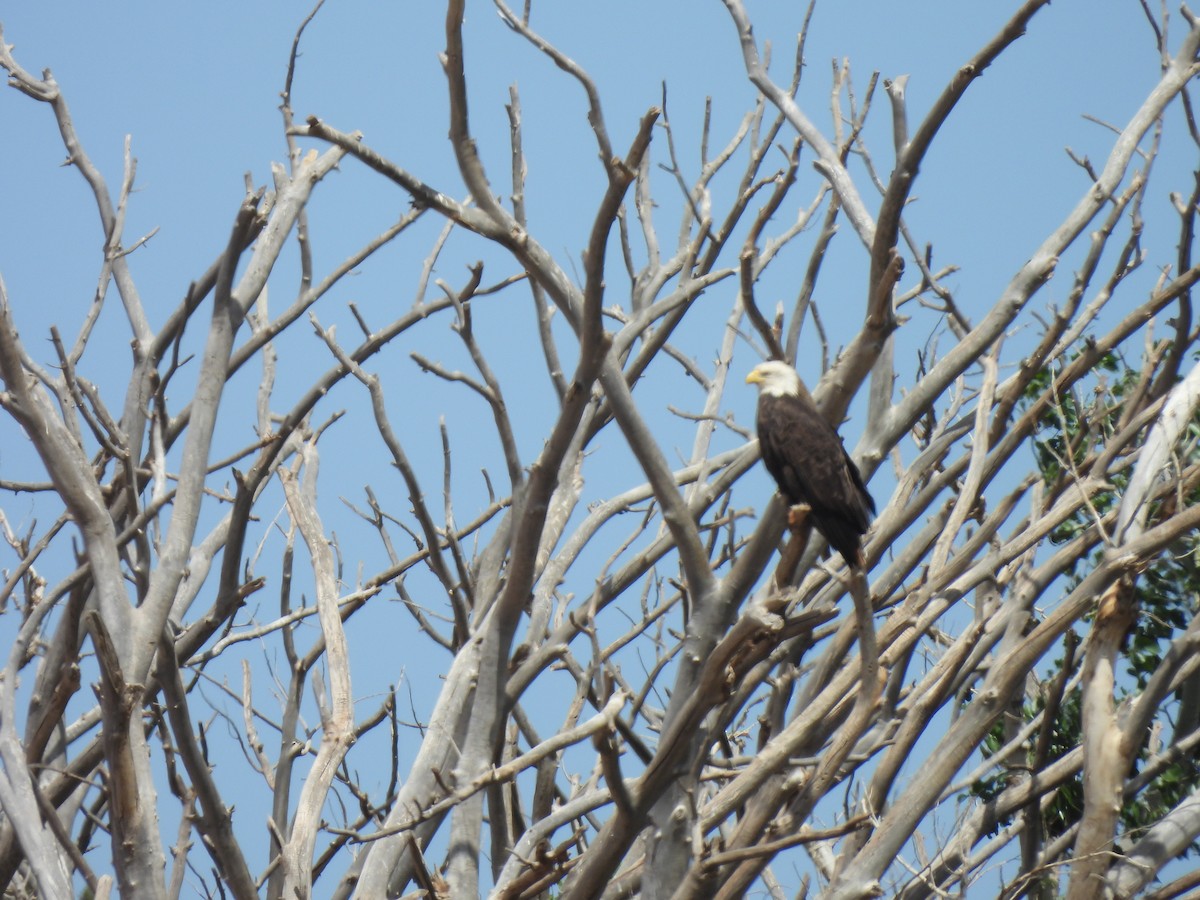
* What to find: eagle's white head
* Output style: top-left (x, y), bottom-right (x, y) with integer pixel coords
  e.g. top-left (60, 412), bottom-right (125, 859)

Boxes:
top-left (746, 361), bottom-right (804, 398)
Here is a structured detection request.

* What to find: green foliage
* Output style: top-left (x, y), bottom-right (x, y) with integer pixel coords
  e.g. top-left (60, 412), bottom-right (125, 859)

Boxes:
top-left (967, 351), bottom-right (1200, 853)
top-left (1026, 351), bottom-right (1129, 556)
top-left (1023, 349), bottom-right (1200, 686)
top-left (967, 675), bottom-right (1083, 842)
top-left (970, 680), bottom-right (1200, 850)
top-left (1025, 351), bottom-right (1123, 485)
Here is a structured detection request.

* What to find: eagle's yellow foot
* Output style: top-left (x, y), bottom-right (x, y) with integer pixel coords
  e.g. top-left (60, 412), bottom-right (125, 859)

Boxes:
top-left (787, 504), bottom-right (811, 529)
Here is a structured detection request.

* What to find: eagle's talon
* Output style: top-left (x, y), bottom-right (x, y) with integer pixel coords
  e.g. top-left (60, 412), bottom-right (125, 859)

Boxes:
top-left (786, 504), bottom-right (811, 529)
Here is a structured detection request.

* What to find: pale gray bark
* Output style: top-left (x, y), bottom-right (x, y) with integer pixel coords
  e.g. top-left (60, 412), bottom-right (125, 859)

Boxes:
top-left (1107, 788), bottom-right (1200, 898)
top-left (1, 3), bottom-right (1200, 898)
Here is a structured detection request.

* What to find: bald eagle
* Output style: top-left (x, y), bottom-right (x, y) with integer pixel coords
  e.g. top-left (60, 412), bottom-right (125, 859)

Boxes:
top-left (746, 361), bottom-right (874, 569)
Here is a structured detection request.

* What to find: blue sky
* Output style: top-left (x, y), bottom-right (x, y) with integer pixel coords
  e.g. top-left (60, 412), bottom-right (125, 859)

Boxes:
top-left (0, 0), bottom-right (1188, 894)
top-left (0, 2), bottom-right (1170, 377)
top-left (0, 1), bottom-right (1167, 348)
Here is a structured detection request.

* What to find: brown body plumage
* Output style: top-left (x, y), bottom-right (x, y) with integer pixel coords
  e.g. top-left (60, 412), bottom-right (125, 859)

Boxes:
top-left (746, 361), bottom-right (874, 568)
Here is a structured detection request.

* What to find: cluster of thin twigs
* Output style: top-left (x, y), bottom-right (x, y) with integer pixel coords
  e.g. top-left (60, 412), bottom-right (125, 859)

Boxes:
top-left (1, 2), bottom-right (1200, 899)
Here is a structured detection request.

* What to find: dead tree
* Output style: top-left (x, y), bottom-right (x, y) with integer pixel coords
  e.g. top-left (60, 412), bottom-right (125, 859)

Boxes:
top-left (1, 3), bottom-right (1199, 898)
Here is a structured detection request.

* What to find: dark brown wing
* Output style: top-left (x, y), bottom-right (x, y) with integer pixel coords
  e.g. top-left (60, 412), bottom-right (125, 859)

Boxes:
top-left (757, 392), bottom-right (874, 564)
